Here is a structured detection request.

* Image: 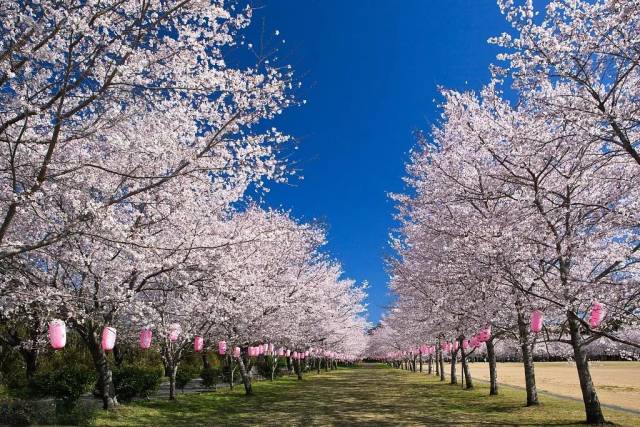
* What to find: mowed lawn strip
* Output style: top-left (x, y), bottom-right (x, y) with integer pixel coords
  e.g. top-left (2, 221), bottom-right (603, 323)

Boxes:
top-left (469, 361), bottom-right (640, 412)
top-left (94, 364), bottom-right (640, 426)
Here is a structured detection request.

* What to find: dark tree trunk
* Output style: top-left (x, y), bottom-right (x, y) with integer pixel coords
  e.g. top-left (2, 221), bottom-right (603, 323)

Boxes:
top-left (486, 338), bottom-right (498, 395)
top-left (439, 347), bottom-right (445, 382)
top-left (435, 350), bottom-right (440, 376)
top-left (450, 347), bottom-right (458, 385)
top-left (517, 302), bottom-right (539, 406)
top-left (295, 358), bottom-right (303, 380)
top-left (324, 357), bottom-right (329, 372)
top-left (428, 355), bottom-right (433, 375)
top-left (287, 356), bottom-right (293, 375)
top-left (202, 352), bottom-right (210, 370)
top-left (460, 339), bottom-right (473, 389)
top-left (568, 314), bottom-right (605, 424)
top-left (113, 343), bottom-right (126, 368)
top-left (85, 328), bottom-right (118, 410)
top-left (419, 354), bottom-right (423, 372)
top-left (237, 355), bottom-right (253, 395)
top-left (19, 347), bottom-right (39, 380)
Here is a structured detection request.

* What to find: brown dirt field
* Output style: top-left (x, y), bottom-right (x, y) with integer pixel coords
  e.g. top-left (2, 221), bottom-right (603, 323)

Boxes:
top-left (469, 361), bottom-right (640, 411)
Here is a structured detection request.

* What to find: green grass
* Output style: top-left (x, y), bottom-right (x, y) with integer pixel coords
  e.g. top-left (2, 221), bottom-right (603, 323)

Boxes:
top-left (93, 364), bottom-right (640, 426)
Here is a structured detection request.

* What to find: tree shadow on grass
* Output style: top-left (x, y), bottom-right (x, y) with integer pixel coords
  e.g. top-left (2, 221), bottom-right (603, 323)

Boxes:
top-left (96, 366), bottom-right (638, 426)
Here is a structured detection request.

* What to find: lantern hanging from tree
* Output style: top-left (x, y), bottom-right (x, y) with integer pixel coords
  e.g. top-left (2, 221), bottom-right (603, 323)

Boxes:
top-left (194, 336), bottom-right (204, 352)
top-left (589, 301), bottom-right (605, 328)
top-left (168, 323), bottom-right (181, 342)
top-left (218, 341), bottom-right (227, 355)
top-left (101, 327), bottom-right (117, 351)
top-left (477, 326), bottom-right (491, 343)
top-left (139, 329), bottom-right (152, 349)
top-left (48, 320), bottom-right (66, 350)
top-left (233, 346), bottom-right (241, 358)
top-left (286, 349), bottom-right (291, 357)
top-left (531, 310), bottom-right (543, 333)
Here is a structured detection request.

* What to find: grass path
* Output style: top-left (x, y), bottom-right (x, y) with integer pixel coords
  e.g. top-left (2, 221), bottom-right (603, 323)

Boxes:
top-left (95, 364), bottom-right (640, 426)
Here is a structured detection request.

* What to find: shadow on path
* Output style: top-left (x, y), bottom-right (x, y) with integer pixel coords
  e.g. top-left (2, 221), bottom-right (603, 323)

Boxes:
top-left (97, 364), bottom-right (640, 426)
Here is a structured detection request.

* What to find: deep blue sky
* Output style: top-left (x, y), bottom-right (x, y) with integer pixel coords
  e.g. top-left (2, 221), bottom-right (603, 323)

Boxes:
top-left (252, 1), bottom-right (513, 324)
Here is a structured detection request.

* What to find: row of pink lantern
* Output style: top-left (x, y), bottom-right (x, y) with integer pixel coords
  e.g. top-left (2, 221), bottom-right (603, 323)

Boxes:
top-left (49, 321), bottom-right (215, 353)
top-left (246, 343), bottom-right (275, 357)
top-left (48, 321), bottom-right (349, 361)
top-left (530, 302), bottom-right (605, 334)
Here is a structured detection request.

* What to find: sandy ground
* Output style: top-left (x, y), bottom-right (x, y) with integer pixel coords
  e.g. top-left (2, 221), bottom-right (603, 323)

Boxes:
top-left (468, 361), bottom-right (640, 411)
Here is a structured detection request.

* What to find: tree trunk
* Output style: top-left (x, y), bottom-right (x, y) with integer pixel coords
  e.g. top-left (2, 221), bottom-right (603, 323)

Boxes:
top-left (568, 314), bottom-right (605, 424)
top-left (428, 355), bottom-right (433, 375)
top-left (324, 357), bottom-right (329, 372)
top-left (439, 347), bottom-right (445, 382)
top-left (460, 342), bottom-right (473, 389)
top-left (486, 338), bottom-right (498, 395)
top-left (435, 350), bottom-right (440, 376)
top-left (168, 364), bottom-right (178, 400)
top-left (419, 354), bottom-right (423, 372)
top-left (450, 347), bottom-right (458, 385)
top-left (295, 358), bottom-right (303, 380)
top-left (81, 324), bottom-right (118, 410)
top-left (517, 303), bottom-right (539, 406)
top-left (237, 355), bottom-right (253, 395)
top-left (19, 347), bottom-right (39, 380)
top-left (287, 356), bottom-right (294, 375)
top-left (113, 344), bottom-right (125, 368)
top-left (226, 355), bottom-right (235, 389)
top-left (271, 356), bottom-right (277, 381)
top-left (202, 352), bottom-right (210, 370)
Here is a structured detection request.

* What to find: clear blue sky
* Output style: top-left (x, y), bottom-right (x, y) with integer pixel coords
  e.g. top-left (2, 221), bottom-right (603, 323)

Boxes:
top-left (253, 1), bottom-right (513, 324)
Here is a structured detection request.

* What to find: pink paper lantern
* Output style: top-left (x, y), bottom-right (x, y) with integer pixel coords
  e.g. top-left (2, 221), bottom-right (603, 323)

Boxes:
top-left (286, 349), bottom-right (291, 357)
top-left (531, 310), bottom-right (543, 333)
top-left (139, 329), bottom-right (152, 350)
top-left (268, 343), bottom-right (274, 353)
top-left (477, 326), bottom-right (491, 343)
top-left (453, 341), bottom-right (459, 351)
top-left (48, 320), bottom-right (66, 350)
top-left (168, 323), bottom-right (181, 342)
top-left (233, 346), bottom-right (241, 358)
top-left (589, 301), bottom-right (605, 328)
top-left (258, 344), bottom-right (264, 355)
top-left (101, 326), bottom-right (117, 351)
top-left (277, 347), bottom-right (285, 356)
top-left (218, 340), bottom-right (227, 355)
top-left (194, 336), bottom-right (204, 352)
top-left (292, 351), bottom-right (299, 360)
